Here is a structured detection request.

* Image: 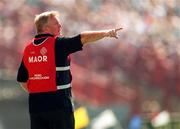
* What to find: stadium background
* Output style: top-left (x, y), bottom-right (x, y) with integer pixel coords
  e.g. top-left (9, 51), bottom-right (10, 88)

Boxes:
top-left (0, 0), bottom-right (180, 129)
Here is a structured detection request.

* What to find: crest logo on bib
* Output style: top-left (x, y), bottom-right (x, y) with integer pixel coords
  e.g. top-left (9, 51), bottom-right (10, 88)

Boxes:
top-left (40, 47), bottom-right (47, 55)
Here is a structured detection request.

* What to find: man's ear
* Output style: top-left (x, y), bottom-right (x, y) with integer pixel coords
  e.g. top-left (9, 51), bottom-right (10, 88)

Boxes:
top-left (42, 25), bottom-right (49, 32)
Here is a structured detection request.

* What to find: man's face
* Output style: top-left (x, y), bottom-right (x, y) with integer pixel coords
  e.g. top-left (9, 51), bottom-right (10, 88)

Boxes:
top-left (46, 16), bottom-right (61, 36)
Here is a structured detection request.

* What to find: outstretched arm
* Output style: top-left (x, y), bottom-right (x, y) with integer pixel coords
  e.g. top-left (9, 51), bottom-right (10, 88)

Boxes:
top-left (80, 28), bottom-right (122, 45)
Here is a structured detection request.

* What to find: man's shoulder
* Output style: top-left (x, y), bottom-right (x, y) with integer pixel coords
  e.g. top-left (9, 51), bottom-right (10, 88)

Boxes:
top-left (56, 36), bottom-right (66, 43)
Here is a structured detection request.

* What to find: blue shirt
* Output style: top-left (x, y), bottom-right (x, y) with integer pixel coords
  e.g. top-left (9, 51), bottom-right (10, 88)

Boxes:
top-left (17, 33), bottom-right (83, 113)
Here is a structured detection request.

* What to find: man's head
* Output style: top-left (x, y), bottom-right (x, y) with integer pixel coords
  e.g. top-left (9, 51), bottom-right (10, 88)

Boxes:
top-left (34, 11), bottom-right (61, 36)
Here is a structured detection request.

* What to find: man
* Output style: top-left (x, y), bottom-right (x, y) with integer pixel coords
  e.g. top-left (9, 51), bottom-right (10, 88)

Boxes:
top-left (17, 11), bottom-right (122, 129)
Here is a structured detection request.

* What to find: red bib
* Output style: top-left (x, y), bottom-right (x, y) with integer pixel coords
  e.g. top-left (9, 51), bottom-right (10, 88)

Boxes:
top-left (23, 37), bottom-right (56, 93)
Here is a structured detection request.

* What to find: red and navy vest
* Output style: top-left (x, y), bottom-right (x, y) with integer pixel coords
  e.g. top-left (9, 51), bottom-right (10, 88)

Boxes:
top-left (23, 37), bottom-right (56, 93)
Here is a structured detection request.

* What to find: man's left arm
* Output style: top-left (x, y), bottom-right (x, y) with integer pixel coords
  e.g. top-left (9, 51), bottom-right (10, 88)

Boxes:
top-left (19, 82), bottom-right (28, 93)
top-left (17, 61), bottom-right (29, 93)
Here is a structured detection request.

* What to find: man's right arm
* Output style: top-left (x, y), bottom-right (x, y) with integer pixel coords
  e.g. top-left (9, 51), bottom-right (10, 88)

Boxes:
top-left (80, 28), bottom-right (122, 45)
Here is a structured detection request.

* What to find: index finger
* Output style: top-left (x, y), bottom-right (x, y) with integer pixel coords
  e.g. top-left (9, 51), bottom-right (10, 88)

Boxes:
top-left (115, 28), bottom-right (123, 32)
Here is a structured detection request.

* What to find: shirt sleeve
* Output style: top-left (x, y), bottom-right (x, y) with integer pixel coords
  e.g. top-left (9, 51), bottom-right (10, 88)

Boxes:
top-left (17, 60), bottom-right (29, 82)
top-left (56, 34), bottom-right (83, 55)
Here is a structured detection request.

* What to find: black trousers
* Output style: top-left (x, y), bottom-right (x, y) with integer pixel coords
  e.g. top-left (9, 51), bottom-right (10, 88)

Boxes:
top-left (30, 109), bottom-right (75, 129)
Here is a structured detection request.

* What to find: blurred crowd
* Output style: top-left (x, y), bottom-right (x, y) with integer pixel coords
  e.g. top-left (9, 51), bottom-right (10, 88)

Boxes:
top-left (0, 0), bottom-right (180, 111)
